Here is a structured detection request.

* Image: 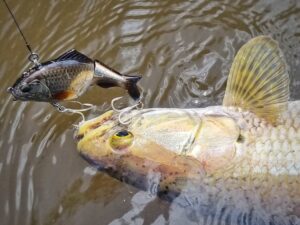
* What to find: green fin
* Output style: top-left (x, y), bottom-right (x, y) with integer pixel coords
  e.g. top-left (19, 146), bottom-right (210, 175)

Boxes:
top-left (223, 36), bottom-right (289, 124)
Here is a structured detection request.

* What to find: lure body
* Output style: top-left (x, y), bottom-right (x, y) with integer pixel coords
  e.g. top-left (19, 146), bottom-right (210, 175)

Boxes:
top-left (8, 50), bottom-right (141, 102)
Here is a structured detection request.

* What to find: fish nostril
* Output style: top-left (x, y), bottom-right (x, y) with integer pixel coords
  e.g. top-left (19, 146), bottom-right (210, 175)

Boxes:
top-left (75, 134), bottom-right (84, 141)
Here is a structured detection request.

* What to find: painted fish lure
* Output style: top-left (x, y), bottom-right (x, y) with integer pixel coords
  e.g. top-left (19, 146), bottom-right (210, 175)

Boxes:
top-left (8, 50), bottom-right (141, 104)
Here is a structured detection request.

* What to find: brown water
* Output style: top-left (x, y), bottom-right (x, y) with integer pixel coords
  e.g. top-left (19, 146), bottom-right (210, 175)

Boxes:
top-left (0, 0), bottom-right (300, 225)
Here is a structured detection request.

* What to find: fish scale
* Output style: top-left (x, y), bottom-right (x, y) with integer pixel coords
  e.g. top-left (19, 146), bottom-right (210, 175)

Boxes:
top-left (41, 62), bottom-right (95, 98)
top-left (76, 36), bottom-right (300, 222)
top-left (226, 101), bottom-right (300, 178)
top-left (43, 67), bottom-right (72, 92)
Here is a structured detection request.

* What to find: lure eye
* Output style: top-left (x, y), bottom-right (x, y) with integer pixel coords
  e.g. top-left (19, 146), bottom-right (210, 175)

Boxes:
top-left (110, 130), bottom-right (133, 151)
top-left (20, 84), bottom-right (31, 92)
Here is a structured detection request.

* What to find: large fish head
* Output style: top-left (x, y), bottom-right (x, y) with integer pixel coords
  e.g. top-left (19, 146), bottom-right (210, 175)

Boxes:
top-left (7, 67), bottom-right (52, 102)
top-left (77, 107), bottom-right (241, 191)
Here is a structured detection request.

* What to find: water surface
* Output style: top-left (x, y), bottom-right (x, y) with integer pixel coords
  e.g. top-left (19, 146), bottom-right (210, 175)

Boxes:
top-left (0, 0), bottom-right (300, 225)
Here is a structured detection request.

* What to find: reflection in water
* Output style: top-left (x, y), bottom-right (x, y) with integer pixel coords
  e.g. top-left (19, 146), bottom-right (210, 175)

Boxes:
top-left (0, 0), bottom-right (300, 225)
top-left (44, 172), bottom-right (124, 225)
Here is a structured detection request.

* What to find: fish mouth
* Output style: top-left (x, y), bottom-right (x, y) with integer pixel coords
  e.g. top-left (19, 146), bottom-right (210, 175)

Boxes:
top-left (76, 110), bottom-right (115, 142)
top-left (7, 87), bottom-right (18, 101)
top-left (7, 87), bottom-right (13, 93)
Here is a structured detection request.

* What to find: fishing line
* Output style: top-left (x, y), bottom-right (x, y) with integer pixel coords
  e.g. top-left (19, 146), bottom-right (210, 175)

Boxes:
top-left (2, 0), bottom-right (40, 65)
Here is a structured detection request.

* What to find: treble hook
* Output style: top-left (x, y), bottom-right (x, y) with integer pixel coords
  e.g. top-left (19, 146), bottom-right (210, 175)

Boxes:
top-left (111, 96), bottom-right (144, 112)
top-left (50, 101), bottom-right (94, 121)
top-left (117, 99), bottom-right (144, 125)
top-left (111, 96), bottom-right (124, 112)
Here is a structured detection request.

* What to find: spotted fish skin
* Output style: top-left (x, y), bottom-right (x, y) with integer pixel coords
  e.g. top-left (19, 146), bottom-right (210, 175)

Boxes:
top-left (77, 102), bottom-right (300, 222)
top-left (76, 36), bottom-right (300, 223)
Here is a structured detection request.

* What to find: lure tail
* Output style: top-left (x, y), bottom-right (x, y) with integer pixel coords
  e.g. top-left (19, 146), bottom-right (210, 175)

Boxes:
top-left (94, 60), bottom-right (141, 100)
top-left (123, 75), bottom-right (141, 100)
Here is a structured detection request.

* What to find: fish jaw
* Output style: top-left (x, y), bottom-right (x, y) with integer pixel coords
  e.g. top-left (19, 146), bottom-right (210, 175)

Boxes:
top-left (8, 86), bottom-right (27, 101)
top-left (77, 110), bottom-right (115, 158)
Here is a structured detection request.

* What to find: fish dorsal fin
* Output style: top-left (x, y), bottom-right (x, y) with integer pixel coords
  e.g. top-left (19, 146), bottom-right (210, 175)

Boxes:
top-left (54, 49), bottom-right (93, 63)
top-left (223, 36), bottom-right (289, 124)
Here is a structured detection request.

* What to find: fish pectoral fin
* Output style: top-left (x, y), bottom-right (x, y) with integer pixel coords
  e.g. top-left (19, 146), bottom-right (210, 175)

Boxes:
top-left (54, 49), bottom-right (93, 63)
top-left (223, 36), bottom-right (289, 125)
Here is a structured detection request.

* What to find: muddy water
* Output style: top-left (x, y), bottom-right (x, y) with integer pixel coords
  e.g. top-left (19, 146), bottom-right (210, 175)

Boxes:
top-left (0, 0), bottom-right (300, 225)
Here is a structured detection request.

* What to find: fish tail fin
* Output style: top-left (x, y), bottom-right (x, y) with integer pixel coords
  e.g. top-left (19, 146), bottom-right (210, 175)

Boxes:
top-left (123, 75), bottom-right (141, 100)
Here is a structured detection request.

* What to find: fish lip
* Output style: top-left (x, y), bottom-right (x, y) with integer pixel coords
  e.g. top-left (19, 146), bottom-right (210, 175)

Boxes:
top-left (7, 87), bottom-right (13, 93)
top-left (7, 87), bottom-right (22, 101)
top-left (7, 87), bottom-right (17, 100)
top-left (76, 111), bottom-right (115, 142)
top-left (88, 113), bottom-right (114, 131)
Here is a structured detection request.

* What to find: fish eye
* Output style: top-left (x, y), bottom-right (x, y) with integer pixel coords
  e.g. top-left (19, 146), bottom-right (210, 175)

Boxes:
top-left (110, 130), bottom-right (133, 151)
top-left (115, 130), bottom-right (130, 137)
top-left (20, 84), bottom-right (31, 92)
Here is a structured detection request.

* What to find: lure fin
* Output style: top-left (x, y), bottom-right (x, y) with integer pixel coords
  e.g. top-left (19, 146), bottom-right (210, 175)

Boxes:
top-left (53, 90), bottom-right (76, 101)
top-left (124, 75), bottom-right (141, 100)
top-left (54, 49), bottom-right (93, 63)
top-left (95, 75), bottom-right (141, 100)
top-left (223, 36), bottom-right (289, 124)
top-left (96, 80), bottom-right (118, 88)
top-left (94, 60), bottom-right (141, 100)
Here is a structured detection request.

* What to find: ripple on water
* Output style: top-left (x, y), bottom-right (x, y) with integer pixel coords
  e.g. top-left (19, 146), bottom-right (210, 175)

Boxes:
top-left (0, 0), bottom-right (300, 225)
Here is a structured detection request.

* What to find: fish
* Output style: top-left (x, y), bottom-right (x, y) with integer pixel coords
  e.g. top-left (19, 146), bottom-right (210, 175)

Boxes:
top-left (76, 36), bottom-right (300, 223)
top-left (7, 50), bottom-right (141, 103)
